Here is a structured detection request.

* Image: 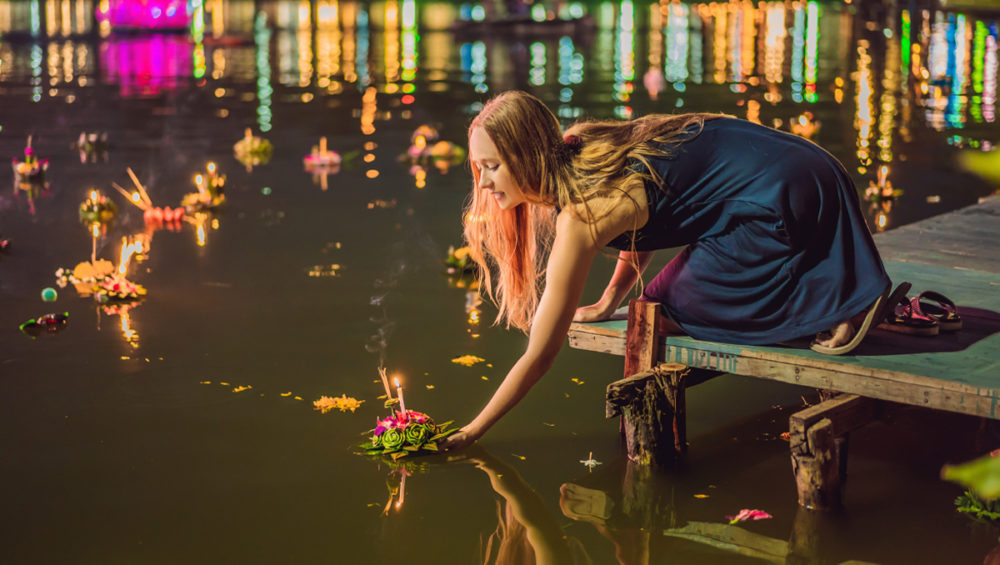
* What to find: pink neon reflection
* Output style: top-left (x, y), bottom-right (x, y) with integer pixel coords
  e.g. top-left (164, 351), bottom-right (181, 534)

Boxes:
top-left (97, 0), bottom-right (191, 30)
top-left (100, 35), bottom-right (193, 97)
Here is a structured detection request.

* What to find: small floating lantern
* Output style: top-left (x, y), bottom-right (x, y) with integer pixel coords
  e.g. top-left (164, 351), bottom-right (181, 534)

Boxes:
top-left (401, 126), bottom-right (465, 176)
top-left (181, 163), bottom-right (226, 213)
top-left (71, 132), bottom-right (110, 164)
top-left (111, 167), bottom-right (186, 228)
top-left (233, 128), bottom-right (273, 172)
top-left (303, 137), bottom-right (342, 190)
top-left (79, 189), bottom-right (119, 226)
top-left (444, 245), bottom-right (477, 274)
top-left (12, 137), bottom-right (49, 186)
top-left (92, 237), bottom-right (147, 303)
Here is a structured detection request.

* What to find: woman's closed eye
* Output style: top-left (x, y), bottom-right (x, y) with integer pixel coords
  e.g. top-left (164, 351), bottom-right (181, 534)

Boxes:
top-left (485, 164), bottom-right (500, 172)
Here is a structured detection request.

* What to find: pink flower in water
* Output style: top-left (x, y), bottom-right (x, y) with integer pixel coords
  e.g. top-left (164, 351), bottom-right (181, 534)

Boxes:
top-left (726, 509), bottom-right (772, 524)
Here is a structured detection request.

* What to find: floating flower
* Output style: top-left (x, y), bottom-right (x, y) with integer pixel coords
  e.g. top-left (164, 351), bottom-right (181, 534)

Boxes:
top-left (314, 395), bottom-right (365, 414)
top-left (452, 355), bottom-right (486, 367)
top-left (726, 509), bottom-right (772, 524)
top-left (581, 452), bottom-right (602, 469)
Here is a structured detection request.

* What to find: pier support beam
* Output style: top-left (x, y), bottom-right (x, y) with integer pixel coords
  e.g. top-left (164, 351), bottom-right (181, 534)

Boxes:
top-left (607, 363), bottom-right (690, 466)
top-left (790, 393), bottom-right (879, 510)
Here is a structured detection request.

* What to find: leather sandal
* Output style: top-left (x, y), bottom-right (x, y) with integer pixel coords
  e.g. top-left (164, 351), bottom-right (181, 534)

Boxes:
top-left (911, 291), bottom-right (962, 332)
top-left (877, 297), bottom-right (940, 336)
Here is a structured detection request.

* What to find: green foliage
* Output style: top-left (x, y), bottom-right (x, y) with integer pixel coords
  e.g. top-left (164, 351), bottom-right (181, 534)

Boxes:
top-left (956, 490), bottom-right (1000, 522)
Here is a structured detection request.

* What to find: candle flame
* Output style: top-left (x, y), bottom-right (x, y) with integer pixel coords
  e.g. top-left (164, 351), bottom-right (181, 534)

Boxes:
top-left (877, 213), bottom-right (887, 228)
top-left (394, 377), bottom-right (400, 387)
top-left (207, 162), bottom-right (216, 174)
top-left (195, 174), bottom-right (204, 185)
top-left (91, 223), bottom-right (100, 238)
top-left (131, 192), bottom-right (141, 202)
top-left (90, 190), bottom-right (99, 202)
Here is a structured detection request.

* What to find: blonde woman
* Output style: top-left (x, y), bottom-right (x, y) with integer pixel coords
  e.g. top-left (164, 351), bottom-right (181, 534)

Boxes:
top-left (440, 91), bottom-right (898, 452)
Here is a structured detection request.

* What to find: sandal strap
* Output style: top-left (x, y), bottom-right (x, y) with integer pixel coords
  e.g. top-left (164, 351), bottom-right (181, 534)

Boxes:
top-left (913, 290), bottom-right (958, 320)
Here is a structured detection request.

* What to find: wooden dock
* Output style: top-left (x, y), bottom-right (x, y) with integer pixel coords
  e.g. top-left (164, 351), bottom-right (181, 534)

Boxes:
top-left (568, 195), bottom-right (1000, 508)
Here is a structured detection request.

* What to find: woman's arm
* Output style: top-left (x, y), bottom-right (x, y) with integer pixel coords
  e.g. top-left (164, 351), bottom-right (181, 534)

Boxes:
top-left (573, 249), bottom-right (655, 322)
top-left (440, 212), bottom-right (601, 450)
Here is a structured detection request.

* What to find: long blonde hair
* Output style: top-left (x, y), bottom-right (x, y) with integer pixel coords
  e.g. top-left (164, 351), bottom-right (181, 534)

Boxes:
top-left (464, 90), bottom-right (725, 332)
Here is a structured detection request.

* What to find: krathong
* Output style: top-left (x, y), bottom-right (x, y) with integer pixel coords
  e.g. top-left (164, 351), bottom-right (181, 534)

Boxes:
top-left (20, 312), bottom-right (68, 338)
top-left (111, 168), bottom-right (186, 227)
top-left (233, 128), bottom-right (273, 171)
top-left (362, 410), bottom-right (458, 460)
top-left (71, 132), bottom-right (110, 163)
top-left (12, 137), bottom-right (48, 186)
top-left (182, 163), bottom-right (226, 213)
top-left (400, 125), bottom-right (466, 176)
top-left (303, 137), bottom-right (342, 190)
top-left (79, 190), bottom-right (118, 226)
top-left (444, 246), bottom-right (476, 274)
top-left (55, 260), bottom-right (116, 296)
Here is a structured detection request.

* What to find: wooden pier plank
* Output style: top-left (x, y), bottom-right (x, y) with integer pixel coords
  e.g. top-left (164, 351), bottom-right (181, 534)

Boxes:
top-left (567, 197), bottom-right (1000, 419)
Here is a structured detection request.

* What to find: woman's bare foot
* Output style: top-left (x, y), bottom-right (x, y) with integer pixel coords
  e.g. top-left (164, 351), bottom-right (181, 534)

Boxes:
top-left (814, 319), bottom-right (855, 349)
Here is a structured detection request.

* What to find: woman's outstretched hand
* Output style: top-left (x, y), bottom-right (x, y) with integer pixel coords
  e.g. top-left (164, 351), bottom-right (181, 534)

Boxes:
top-left (438, 428), bottom-right (479, 452)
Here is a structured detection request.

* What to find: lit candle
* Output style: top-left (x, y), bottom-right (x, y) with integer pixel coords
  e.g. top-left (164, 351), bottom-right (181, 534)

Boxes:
top-left (877, 165), bottom-right (888, 189)
top-left (394, 377), bottom-right (406, 415)
top-left (90, 190), bottom-right (99, 203)
top-left (207, 162), bottom-right (216, 175)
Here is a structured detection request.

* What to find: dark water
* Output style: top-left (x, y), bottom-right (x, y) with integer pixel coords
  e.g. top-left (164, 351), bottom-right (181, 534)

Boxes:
top-left (1, 1), bottom-right (999, 563)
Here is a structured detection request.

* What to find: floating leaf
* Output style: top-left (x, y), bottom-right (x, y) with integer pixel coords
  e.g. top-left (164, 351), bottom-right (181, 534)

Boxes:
top-left (280, 392), bottom-right (292, 397)
top-left (694, 494), bottom-right (710, 499)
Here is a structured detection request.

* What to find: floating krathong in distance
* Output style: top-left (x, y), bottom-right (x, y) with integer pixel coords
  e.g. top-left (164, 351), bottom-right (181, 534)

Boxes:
top-left (181, 163), bottom-right (226, 214)
top-left (303, 137), bottom-right (342, 190)
top-left (233, 128), bottom-right (272, 172)
top-left (111, 167), bottom-right (186, 227)
top-left (12, 137), bottom-right (48, 187)
top-left (71, 132), bottom-right (110, 164)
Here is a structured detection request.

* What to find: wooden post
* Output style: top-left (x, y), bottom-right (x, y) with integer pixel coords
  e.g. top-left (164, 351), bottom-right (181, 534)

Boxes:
top-left (607, 363), bottom-right (689, 466)
top-left (789, 394), bottom-right (879, 510)
top-left (624, 299), bottom-right (660, 378)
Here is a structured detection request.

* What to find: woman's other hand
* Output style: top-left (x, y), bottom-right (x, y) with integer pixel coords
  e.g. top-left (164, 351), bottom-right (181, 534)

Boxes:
top-left (573, 301), bottom-right (615, 323)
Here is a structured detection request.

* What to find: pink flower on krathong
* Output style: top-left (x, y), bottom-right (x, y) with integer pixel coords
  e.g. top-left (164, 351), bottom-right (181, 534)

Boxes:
top-left (726, 509), bottom-right (772, 524)
top-left (373, 425), bottom-right (387, 437)
top-left (406, 410), bottom-right (429, 424)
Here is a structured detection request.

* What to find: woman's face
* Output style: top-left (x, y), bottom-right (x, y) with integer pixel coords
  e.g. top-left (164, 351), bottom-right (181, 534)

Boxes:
top-left (470, 127), bottom-right (528, 210)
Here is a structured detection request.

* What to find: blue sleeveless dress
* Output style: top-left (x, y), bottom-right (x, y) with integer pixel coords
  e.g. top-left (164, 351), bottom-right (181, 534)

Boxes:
top-left (606, 118), bottom-right (891, 345)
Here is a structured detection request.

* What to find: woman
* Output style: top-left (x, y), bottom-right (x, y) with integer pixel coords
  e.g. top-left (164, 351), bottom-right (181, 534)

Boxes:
top-left (440, 91), bottom-right (898, 452)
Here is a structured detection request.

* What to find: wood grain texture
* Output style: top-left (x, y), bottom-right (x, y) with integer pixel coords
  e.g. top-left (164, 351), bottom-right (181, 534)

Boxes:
top-left (624, 300), bottom-right (660, 379)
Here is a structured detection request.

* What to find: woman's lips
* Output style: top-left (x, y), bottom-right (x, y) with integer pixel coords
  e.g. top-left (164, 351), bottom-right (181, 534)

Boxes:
top-left (492, 192), bottom-right (504, 201)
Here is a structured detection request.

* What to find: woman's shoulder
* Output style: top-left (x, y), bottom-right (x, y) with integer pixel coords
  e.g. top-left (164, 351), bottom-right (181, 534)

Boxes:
top-left (558, 181), bottom-right (650, 247)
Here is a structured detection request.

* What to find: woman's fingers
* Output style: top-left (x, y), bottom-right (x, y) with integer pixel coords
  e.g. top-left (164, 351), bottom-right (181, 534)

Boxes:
top-left (441, 430), bottom-right (477, 452)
